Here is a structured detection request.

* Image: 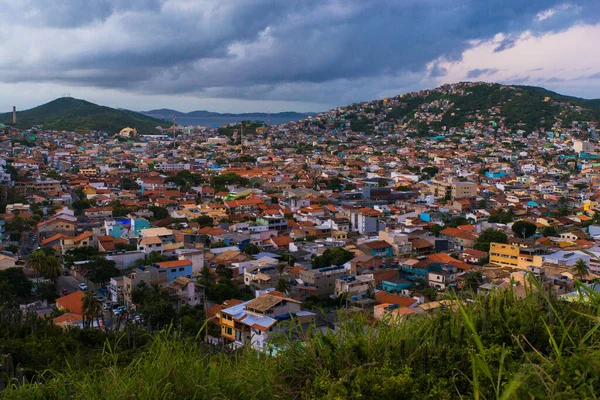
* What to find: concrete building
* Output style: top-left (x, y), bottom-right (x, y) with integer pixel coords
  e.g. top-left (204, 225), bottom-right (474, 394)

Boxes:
top-left (574, 140), bottom-right (594, 154)
top-left (300, 265), bottom-right (350, 297)
top-left (334, 274), bottom-right (374, 297)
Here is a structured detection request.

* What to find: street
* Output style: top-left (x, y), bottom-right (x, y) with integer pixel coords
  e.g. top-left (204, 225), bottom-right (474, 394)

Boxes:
top-left (56, 274), bottom-right (84, 294)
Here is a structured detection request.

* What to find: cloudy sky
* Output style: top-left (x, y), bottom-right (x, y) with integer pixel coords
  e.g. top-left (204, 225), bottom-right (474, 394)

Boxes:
top-left (1, 0), bottom-right (599, 113)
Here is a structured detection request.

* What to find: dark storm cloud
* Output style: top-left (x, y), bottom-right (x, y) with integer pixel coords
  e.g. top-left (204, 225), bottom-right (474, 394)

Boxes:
top-left (466, 68), bottom-right (499, 79)
top-left (1, 0), bottom-right (599, 104)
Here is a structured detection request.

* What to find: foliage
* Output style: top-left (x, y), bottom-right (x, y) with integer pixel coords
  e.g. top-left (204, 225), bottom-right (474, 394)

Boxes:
top-left (573, 259), bottom-right (589, 280)
top-left (474, 228), bottom-right (508, 252)
top-left (63, 246), bottom-right (101, 266)
top-left (511, 220), bottom-right (537, 238)
top-left (120, 177), bottom-right (140, 190)
top-left (195, 215), bottom-right (213, 228)
top-left (35, 282), bottom-right (58, 302)
top-left (445, 216), bottom-right (469, 228)
top-left (149, 206), bottom-right (169, 220)
top-left (0, 267), bottom-right (32, 300)
top-left (84, 258), bottom-right (120, 285)
top-left (541, 226), bottom-right (558, 237)
top-left (487, 208), bottom-right (513, 224)
top-left (6, 283), bottom-right (600, 398)
top-left (28, 250), bottom-right (61, 281)
top-left (242, 243), bottom-right (260, 255)
top-left (312, 247), bottom-right (355, 269)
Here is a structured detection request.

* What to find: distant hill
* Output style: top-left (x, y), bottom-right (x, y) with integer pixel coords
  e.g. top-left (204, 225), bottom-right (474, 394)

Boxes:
top-left (329, 82), bottom-right (600, 136)
top-left (0, 97), bottom-right (168, 134)
top-left (141, 109), bottom-right (316, 127)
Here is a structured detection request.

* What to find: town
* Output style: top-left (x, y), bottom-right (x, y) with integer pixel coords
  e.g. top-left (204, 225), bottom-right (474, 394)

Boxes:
top-left (1, 81), bottom-right (600, 397)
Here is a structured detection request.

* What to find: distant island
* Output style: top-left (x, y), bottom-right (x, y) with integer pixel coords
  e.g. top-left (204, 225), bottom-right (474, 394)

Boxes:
top-left (140, 109), bottom-right (316, 127)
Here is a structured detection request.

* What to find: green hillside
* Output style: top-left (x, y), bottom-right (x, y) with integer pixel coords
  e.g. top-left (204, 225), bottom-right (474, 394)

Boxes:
top-left (342, 82), bottom-right (600, 136)
top-left (0, 97), bottom-right (168, 134)
top-left (3, 283), bottom-right (600, 399)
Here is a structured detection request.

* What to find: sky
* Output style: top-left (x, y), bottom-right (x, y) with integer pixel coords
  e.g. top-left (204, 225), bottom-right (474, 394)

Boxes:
top-left (1, 1), bottom-right (599, 113)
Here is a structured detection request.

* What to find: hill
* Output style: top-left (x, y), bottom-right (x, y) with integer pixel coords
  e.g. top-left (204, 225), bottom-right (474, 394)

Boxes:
top-left (142, 108), bottom-right (315, 126)
top-left (322, 82), bottom-right (600, 136)
top-left (0, 97), bottom-right (168, 134)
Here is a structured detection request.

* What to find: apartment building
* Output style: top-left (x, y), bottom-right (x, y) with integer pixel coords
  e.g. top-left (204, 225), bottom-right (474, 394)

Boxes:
top-left (300, 265), bottom-right (350, 296)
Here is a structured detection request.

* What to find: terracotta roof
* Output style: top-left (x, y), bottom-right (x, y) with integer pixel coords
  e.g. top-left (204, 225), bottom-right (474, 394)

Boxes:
top-left (56, 291), bottom-right (85, 315)
top-left (374, 291), bottom-right (417, 308)
top-left (155, 259), bottom-right (192, 268)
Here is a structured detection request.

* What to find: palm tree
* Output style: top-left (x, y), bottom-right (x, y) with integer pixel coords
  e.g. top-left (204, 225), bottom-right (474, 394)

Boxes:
top-left (275, 263), bottom-right (289, 293)
top-left (42, 256), bottom-right (62, 282)
top-left (29, 250), bottom-right (46, 275)
top-left (81, 292), bottom-right (102, 328)
top-left (29, 250), bottom-right (61, 281)
top-left (573, 259), bottom-right (590, 281)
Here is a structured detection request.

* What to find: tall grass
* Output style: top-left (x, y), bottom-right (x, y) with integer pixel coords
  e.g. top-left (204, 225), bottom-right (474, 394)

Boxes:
top-left (4, 280), bottom-right (600, 399)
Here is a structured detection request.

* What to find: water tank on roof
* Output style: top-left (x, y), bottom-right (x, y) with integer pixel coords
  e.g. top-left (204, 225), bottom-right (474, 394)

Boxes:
top-left (351, 296), bottom-right (358, 301)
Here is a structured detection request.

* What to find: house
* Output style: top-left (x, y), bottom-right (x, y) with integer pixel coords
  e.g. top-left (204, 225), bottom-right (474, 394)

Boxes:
top-left (37, 218), bottom-right (75, 236)
top-left (427, 264), bottom-right (458, 290)
top-left (358, 240), bottom-right (393, 258)
top-left (439, 227), bottom-right (476, 251)
top-left (56, 291), bottom-right (85, 316)
top-left (299, 265), bottom-right (350, 297)
top-left (374, 303), bottom-right (417, 325)
top-left (334, 274), bottom-right (374, 297)
top-left (154, 259), bottom-right (193, 283)
top-left (0, 254), bottom-right (17, 271)
top-left (164, 277), bottom-right (204, 309)
top-left (218, 293), bottom-right (302, 351)
top-left (60, 232), bottom-right (94, 254)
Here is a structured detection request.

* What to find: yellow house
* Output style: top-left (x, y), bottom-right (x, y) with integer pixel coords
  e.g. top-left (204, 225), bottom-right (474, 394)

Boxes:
top-left (79, 168), bottom-right (98, 176)
top-left (82, 185), bottom-right (97, 196)
top-left (583, 200), bottom-right (595, 212)
top-left (489, 242), bottom-right (543, 269)
top-left (218, 309), bottom-right (236, 342)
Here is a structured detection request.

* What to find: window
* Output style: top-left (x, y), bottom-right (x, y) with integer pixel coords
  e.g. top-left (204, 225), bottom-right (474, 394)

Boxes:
top-left (179, 267), bottom-right (184, 271)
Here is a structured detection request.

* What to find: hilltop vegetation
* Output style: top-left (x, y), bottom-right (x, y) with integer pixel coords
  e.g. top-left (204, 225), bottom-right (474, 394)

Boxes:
top-left (0, 97), bottom-right (168, 134)
top-left (3, 282), bottom-right (600, 399)
top-left (337, 82), bottom-right (600, 137)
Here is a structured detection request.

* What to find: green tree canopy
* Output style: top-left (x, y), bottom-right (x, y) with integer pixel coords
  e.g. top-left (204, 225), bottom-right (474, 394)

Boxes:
top-left (474, 228), bottom-right (508, 252)
top-left (511, 220), bottom-right (537, 238)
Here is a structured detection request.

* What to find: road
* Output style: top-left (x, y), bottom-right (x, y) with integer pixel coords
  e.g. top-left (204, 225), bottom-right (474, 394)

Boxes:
top-left (56, 274), bottom-right (84, 294)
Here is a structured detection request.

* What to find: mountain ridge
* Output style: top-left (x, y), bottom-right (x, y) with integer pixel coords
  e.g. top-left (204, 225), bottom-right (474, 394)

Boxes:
top-left (141, 108), bottom-right (316, 126)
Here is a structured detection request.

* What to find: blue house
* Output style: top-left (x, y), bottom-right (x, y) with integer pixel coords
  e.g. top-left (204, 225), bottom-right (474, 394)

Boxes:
top-left (155, 260), bottom-right (193, 282)
top-left (359, 240), bottom-right (394, 258)
top-left (381, 280), bottom-right (413, 293)
top-left (400, 262), bottom-right (443, 281)
top-left (485, 171), bottom-right (505, 179)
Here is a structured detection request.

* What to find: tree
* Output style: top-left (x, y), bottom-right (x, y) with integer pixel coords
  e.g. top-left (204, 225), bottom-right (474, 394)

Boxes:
top-left (198, 266), bottom-right (215, 287)
top-left (242, 243), bottom-right (260, 255)
top-left (85, 258), bottom-right (120, 285)
top-left (275, 263), bottom-right (289, 293)
top-left (312, 247), bottom-right (354, 269)
top-left (464, 271), bottom-right (484, 291)
top-left (195, 215), bottom-right (213, 228)
top-left (29, 250), bottom-right (61, 281)
top-left (573, 258), bottom-right (590, 281)
top-left (474, 228), bottom-right (508, 252)
top-left (81, 291), bottom-right (102, 328)
top-left (0, 267), bottom-right (33, 298)
top-left (36, 282), bottom-right (58, 302)
top-left (511, 220), bottom-right (537, 239)
top-left (377, 178), bottom-right (389, 187)
top-left (446, 216), bottom-right (469, 228)
top-left (430, 224), bottom-right (443, 237)
top-left (149, 206), bottom-right (169, 220)
top-left (541, 226), bottom-right (558, 237)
